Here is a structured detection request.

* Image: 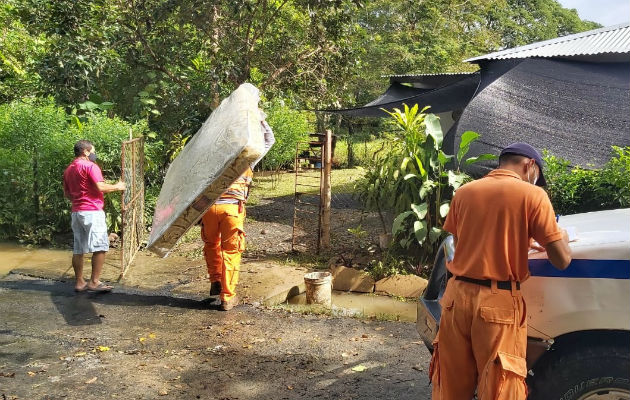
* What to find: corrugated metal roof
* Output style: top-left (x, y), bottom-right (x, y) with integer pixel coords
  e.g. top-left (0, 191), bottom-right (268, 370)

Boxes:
top-left (382, 72), bottom-right (475, 78)
top-left (465, 22), bottom-right (630, 62)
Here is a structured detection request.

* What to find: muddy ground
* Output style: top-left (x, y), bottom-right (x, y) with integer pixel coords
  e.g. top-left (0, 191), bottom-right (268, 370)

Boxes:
top-left (174, 192), bottom-right (385, 270)
top-left (0, 275), bottom-right (431, 400)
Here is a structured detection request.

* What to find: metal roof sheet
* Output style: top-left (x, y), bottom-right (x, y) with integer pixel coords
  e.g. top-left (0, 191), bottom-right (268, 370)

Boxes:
top-left (382, 72), bottom-right (475, 78)
top-left (465, 22), bottom-right (630, 62)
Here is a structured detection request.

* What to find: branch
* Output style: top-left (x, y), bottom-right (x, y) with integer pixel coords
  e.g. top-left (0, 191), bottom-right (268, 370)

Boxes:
top-left (261, 45), bottom-right (323, 89)
top-left (118, 3), bottom-right (188, 89)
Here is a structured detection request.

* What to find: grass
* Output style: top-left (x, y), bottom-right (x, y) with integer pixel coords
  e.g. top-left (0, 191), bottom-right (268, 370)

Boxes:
top-left (250, 167), bottom-right (365, 204)
top-left (179, 225), bottom-right (202, 244)
top-left (265, 252), bottom-right (330, 269)
top-left (333, 137), bottom-right (391, 168)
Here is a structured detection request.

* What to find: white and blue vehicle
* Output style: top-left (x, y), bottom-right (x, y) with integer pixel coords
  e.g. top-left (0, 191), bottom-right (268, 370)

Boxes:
top-left (416, 208), bottom-right (630, 400)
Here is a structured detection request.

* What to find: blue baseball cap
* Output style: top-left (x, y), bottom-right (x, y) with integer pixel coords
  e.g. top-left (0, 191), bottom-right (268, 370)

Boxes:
top-left (500, 142), bottom-right (547, 187)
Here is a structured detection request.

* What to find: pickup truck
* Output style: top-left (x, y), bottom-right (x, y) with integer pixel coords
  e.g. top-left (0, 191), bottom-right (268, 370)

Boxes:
top-left (416, 208), bottom-right (630, 400)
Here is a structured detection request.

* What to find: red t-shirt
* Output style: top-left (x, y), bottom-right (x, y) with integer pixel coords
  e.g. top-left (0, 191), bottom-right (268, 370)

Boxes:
top-left (63, 158), bottom-right (105, 212)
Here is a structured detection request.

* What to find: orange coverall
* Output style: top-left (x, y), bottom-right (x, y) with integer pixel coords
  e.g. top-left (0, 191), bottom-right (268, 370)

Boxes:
top-left (201, 168), bottom-right (252, 302)
top-left (431, 169), bottom-right (563, 400)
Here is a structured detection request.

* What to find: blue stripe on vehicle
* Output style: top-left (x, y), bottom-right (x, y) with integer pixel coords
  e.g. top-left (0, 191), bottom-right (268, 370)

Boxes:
top-left (529, 259), bottom-right (630, 279)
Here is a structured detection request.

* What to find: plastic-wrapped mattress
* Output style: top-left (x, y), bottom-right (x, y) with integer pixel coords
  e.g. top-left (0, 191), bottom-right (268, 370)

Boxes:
top-left (147, 83), bottom-right (264, 257)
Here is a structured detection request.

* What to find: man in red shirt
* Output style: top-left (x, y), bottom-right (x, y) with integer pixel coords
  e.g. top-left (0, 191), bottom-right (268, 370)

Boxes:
top-left (63, 140), bottom-right (125, 292)
top-left (430, 142), bottom-right (571, 399)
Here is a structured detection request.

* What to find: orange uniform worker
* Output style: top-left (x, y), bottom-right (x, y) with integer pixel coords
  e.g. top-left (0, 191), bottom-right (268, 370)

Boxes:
top-left (430, 143), bottom-right (572, 400)
top-left (201, 113), bottom-right (275, 311)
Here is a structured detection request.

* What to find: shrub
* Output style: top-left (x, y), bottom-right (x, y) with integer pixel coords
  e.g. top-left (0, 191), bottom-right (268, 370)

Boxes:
top-left (0, 99), bottom-right (153, 243)
top-left (260, 99), bottom-right (312, 172)
top-left (544, 147), bottom-right (630, 215)
top-left (356, 104), bottom-right (494, 272)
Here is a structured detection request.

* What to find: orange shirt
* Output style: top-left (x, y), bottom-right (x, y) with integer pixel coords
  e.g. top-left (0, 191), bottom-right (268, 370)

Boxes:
top-left (443, 169), bottom-right (563, 282)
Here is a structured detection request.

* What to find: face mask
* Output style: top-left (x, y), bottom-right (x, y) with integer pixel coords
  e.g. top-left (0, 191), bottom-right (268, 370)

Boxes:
top-left (88, 152), bottom-right (97, 163)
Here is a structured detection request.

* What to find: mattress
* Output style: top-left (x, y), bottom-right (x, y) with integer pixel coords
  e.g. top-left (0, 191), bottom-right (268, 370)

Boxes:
top-left (147, 83), bottom-right (265, 256)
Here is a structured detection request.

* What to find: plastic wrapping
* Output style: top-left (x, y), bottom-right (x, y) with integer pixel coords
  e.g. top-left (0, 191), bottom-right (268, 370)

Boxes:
top-left (147, 83), bottom-right (264, 257)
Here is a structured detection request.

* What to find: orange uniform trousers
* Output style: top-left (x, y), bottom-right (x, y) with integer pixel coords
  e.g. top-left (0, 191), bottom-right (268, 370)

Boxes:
top-left (201, 203), bottom-right (246, 302)
top-left (430, 278), bottom-right (528, 400)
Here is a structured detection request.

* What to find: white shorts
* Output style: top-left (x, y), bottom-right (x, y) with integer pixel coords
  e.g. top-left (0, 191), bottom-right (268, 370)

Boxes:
top-left (71, 211), bottom-right (109, 254)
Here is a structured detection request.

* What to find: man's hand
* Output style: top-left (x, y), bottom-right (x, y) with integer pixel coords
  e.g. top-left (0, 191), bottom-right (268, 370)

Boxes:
top-left (529, 238), bottom-right (545, 253)
top-left (544, 229), bottom-right (572, 270)
top-left (96, 180), bottom-right (126, 193)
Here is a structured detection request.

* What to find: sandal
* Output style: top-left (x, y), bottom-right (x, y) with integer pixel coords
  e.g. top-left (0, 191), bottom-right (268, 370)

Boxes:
top-left (87, 282), bottom-right (113, 293)
top-left (74, 283), bottom-right (88, 293)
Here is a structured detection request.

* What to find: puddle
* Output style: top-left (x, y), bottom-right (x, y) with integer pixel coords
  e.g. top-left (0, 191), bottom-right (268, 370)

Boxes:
top-left (288, 291), bottom-right (417, 322)
top-left (0, 243), bottom-right (71, 276)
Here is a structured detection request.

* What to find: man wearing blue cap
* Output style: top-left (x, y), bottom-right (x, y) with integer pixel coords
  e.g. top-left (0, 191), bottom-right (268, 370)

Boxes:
top-left (430, 142), bottom-right (572, 400)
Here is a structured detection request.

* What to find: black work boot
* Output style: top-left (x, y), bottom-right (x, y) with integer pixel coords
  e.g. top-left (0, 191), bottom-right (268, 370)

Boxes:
top-left (209, 281), bottom-right (222, 296)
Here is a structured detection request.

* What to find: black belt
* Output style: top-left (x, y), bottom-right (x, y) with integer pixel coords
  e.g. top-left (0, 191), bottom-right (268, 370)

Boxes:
top-left (455, 276), bottom-right (520, 290)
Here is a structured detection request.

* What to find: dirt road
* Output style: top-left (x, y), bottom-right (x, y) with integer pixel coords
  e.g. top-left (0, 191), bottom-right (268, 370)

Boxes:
top-left (0, 275), bottom-right (431, 400)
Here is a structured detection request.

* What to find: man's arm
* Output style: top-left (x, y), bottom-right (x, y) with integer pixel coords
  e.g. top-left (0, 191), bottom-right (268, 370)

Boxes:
top-left (96, 181), bottom-right (126, 193)
top-left (62, 179), bottom-right (70, 200)
top-left (544, 230), bottom-right (571, 270)
top-left (251, 119), bottom-right (276, 169)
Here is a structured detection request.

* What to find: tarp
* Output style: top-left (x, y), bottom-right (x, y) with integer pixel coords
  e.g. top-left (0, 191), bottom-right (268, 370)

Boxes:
top-left (322, 73), bottom-right (480, 117)
top-left (147, 83), bottom-right (265, 257)
top-left (453, 59), bottom-right (630, 175)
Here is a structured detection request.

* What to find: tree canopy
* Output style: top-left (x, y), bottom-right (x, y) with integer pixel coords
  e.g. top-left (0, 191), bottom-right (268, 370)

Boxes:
top-left (1, 0), bottom-right (599, 143)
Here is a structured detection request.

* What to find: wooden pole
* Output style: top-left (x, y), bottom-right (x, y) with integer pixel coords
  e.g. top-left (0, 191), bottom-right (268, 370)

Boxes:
top-left (319, 129), bottom-right (332, 252)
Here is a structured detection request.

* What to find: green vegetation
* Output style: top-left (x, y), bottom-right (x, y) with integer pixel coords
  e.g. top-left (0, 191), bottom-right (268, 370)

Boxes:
top-left (544, 147), bottom-right (630, 215)
top-left (260, 100), bottom-right (312, 173)
top-left (0, 100), bottom-right (153, 243)
top-left (356, 105), bottom-right (494, 270)
top-left (249, 167), bottom-right (365, 205)
top-left (333, 137), bottom-right (390, 168)
top-left (0, 0), bottom-right (601, 246)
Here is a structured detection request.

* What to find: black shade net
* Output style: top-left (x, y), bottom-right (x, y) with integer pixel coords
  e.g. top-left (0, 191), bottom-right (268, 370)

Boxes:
top-left (322, 73), bottom-right (480, 117)
top-left (454, 58), bottom-right (630, 175)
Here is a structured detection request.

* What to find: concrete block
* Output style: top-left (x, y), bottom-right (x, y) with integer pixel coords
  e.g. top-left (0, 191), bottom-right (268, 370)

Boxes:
top-left (375, 275), bottom-right (428, 298)
top-left (330, 265), bottom-right (374, 293)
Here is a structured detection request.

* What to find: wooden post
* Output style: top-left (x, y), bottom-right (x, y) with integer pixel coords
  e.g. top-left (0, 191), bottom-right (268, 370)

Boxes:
top-left (319, 129), bottom-right (332, 252)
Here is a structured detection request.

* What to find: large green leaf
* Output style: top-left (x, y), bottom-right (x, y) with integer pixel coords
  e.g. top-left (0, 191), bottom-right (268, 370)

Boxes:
top-left (400, 156), bottom-right (410, 171)
top-left (424, 114), bottom-right (443, 150)
top-left (413, 220), bottom-right (428, 244)
top-left (429, 227), bottom-right (443, 244)
top-left (414, 155), bottom-right (426, 177)
top-left (419, 180), bottom-right (436, 200)
top-left (448, 170), bottom-right (468, 191)
top-left (465, 154), bottom-right (497, 165)
top-left (439, 202), bottom-right (450, 217)
top-left (404, 173), bottom-right (418, 181)
top-left (392, 211), bottom-right (414, 235)
top-left (438, 150), bottom-right (454, 166)
top-left (411, 202), bottom-right (428, 220)
top-left (457, 130), bottom-right (480, 163)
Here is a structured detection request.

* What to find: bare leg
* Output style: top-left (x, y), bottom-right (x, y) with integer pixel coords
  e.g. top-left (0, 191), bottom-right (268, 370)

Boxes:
top-left (88, 251), bottom-right (112, 289)
top-left (72, 254), bottom-right (86, 290)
